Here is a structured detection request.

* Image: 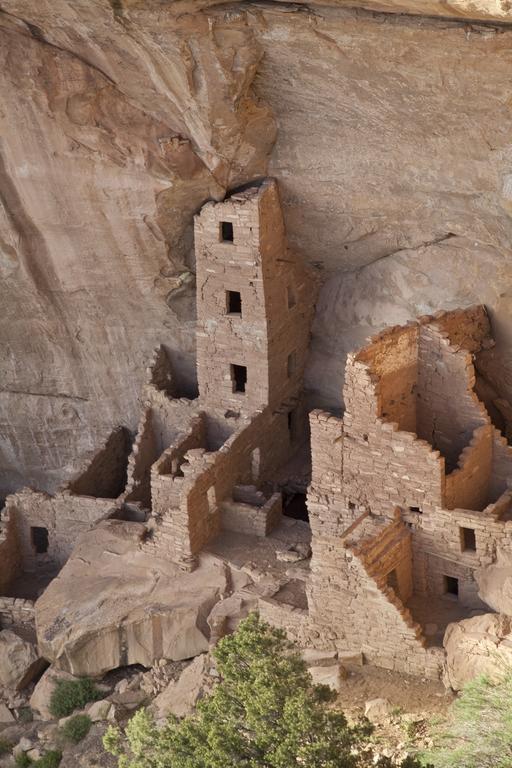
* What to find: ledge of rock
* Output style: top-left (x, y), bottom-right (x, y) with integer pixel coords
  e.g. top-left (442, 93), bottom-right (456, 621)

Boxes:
top-left (267, 0), bottom-right (512, 23)
top-left (35, 520), bottom-right (229, 677)
top-left (444, 613), bottom-right (512, 691)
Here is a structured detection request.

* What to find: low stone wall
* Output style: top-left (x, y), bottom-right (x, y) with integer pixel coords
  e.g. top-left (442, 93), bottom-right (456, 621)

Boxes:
top-left (0, 597), bottom-right (35, 627)
top-left (220, 492), bottom-right (282, 537)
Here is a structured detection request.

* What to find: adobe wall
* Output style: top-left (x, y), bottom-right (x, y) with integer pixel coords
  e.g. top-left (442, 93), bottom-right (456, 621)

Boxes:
top-left (4, 490), bottom-right (116, 572)
top-left (66, 427), bottom-right (131, 499)
top-left (0, 507), bottom-right (21, 594)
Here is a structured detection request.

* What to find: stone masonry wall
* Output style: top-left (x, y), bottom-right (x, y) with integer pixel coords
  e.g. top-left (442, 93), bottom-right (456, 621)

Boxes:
top-left (194, 180), bottom-right (315, 417)
top-left (0, 597), bottom-right (35, 628)
top-left (417, 323), bottom-right (488, 472)
top-left (342, 356), bottom-right (444, 516)
top-left (0, 507), bottom-right (21, 593)
top-left (4, 490), bottom-right (116, 572)
top-left (307, 515), bottom-right (443, 679)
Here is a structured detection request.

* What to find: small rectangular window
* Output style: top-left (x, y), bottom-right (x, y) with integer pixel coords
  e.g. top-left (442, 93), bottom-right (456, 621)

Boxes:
top-left (287, 285), bottom-right (296, 309)
top-left (287, 409), bottom-right (297, 441)
top-left (409, 506), bottom-right (422, 514)
top-left (231, 364), bottom-right (247, 393)
top-left (226, 290), bottom-right (242, 315)
top-left (31, 526), bottom-right (49, 555)
top-left (287, 351), bottom-right (297, 378)
top-left (460, 527), bottom-right (476, 552)
top-left (444, 575), bottom-right (459, 598)
top-left (220, 221), bottom-right (234, 242)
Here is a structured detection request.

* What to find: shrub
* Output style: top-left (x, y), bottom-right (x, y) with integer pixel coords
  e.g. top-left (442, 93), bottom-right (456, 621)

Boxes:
top-left (422, 667), bottom-right (512, 768)
top-left (49, 677), bottom-right (101, 718)
top-left (104, 612), bottom-right (423, 768)
top-left (34, 751), bottom-right (62, 768)
top-left (0, 738), bottom-right (12, 755)
top-left (15, 755), bottom-right (32, 768)
top-left (17, 707), bottom-right (34, 724)
top-left (60, 713), bottom-right (92, 744)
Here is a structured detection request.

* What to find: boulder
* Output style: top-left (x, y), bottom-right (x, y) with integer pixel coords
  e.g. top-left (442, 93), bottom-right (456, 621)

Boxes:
top-left (476, 549), bottom-right (512, 614)
top-left (35, 521), bottom-right (230, 676)
top-left (0, 702), bottom-right (15, 722)
top-left (364, 698), bottom-right (392, 723)
top-left (0, 630), bottom-right (44, 690)
top-left (87, 699), bottom-right (113, 722)
top-left (308, 664), bottom-right (343, 693)
top-left (29, 667), bottom-right (77, 720)
top-left (153, 654), bottom-right (211, 719)
top-left (444, 613), bottom-right (512, 691)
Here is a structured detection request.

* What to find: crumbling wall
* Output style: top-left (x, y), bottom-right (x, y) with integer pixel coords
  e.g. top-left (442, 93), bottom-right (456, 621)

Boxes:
top-left (151, 414), bottom-right (206, 520)
top-left (4, 490), bottom-right (116, 572)
top-left (445, 425), bottom-right (493, 511)
top-left (67, 427), bottom-right (132, 499)
top-left (417, 324), bottom-right (488, 472)
top-left (220, 492), bottom-right (282, 537)
top-left (489, 429), bottom-right (512, 501)
top-left (125, 390), bottom-right (199, 508)
top-left (356, 324), bottom-right (418, 432)
top-left (343, 356), bottom-right (444, 516)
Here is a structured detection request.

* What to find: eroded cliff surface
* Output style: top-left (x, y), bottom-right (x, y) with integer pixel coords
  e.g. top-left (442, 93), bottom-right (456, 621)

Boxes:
top-left (1, 0), bottom-right (512, 493)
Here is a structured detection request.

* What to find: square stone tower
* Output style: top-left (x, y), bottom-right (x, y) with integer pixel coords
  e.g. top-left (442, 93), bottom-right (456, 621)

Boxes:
top-left (194, 179), bottom-right (310, 417)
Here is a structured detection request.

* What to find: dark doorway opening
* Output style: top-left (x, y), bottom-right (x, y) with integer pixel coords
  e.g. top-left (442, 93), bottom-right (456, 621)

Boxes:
top-left (283, 492), bottom-right (309, 523)
top-left (31, 526), bottom-right (49, 555)
top-left (231, 364), bottom-right (247, 393)
top-left (220, 221), bottom-right (234, 242)
top-left (227, 290), bottom-right (242, 315)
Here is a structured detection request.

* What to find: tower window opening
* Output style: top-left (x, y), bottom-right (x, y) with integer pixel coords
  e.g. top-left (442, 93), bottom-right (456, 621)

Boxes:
top-left (444, 575), bottom-right (459, 598)
top-left (287, 285), bottom-right (296, 309)
top-left (231, 364), bottom-right (247, 393)
top-left (288, 409), bottom-right (298, 442)
top-left (227, 290), bottom-right (242, 315)
top-left (31, 526), bottom-right (49, 555)
top-left (460, 527), bottom-right (476, 552)
top-left (220, 221), bottom-right (234, 242)
top-left (287, 351), bottom-right (297, 378)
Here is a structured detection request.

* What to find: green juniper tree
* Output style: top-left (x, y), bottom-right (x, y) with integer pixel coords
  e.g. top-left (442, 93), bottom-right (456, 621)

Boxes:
top-left (104, 613), bottom-right (422, 768)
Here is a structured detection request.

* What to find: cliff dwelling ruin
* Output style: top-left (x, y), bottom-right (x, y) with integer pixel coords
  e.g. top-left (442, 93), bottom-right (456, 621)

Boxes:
top-left (1, 179), bottom-right (512, 684)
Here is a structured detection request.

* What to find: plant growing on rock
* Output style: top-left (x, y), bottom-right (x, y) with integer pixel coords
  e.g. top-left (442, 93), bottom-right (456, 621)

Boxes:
top-left (104, 613), bottom-right (423, 768)
top-left (49, 677), bottom-right (102, 718)
top-left (422, 667), bottom-right (512, 768)
top-left (59, 713), bottom-right (92, 744)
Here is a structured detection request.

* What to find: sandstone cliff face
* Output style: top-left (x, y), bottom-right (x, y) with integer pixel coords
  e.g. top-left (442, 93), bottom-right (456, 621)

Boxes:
top-left (1, 0), bottom-right (512, 493)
